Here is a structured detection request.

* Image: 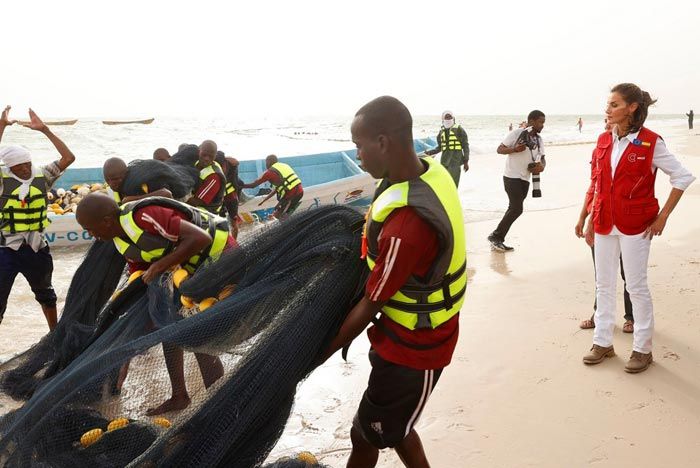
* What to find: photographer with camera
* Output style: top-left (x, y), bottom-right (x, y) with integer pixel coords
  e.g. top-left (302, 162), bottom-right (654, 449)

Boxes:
top-left (488, 110), bottom-right (546, 252)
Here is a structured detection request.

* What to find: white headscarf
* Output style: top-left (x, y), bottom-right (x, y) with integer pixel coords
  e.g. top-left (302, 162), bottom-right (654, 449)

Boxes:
top-left (0, 146), bottom-right (34, 200)
top-left (0, 146), bottom-right (32, 167)
top-left (441, 110), bottom-right (455, 129)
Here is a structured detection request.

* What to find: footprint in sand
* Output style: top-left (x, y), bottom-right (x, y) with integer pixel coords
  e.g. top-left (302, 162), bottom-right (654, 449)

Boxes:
top-left (663, 351), bottom-right (680, 361)
top-left (447, 422), bottom-right (474, 431)
top-left (300, 417), bottom-right (320, 432)
top-left (323, 397), bottom-right (342, 413)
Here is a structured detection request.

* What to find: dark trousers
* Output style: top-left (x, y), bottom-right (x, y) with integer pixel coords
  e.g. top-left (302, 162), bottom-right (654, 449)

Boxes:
top-left (591, 245), bottom-right (633, 322)
top-left (491, 176), bottom-right (529, 242)
top-left (0, 245), bottom-right (57, 323)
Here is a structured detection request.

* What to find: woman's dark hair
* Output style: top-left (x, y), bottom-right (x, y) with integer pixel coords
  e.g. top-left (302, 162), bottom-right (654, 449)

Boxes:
top-left (611, 83), bottom-right (657, 132)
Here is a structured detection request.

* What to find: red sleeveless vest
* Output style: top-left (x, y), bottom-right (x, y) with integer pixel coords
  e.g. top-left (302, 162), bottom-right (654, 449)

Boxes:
top-left (591, 127), bottom-right (660, 235)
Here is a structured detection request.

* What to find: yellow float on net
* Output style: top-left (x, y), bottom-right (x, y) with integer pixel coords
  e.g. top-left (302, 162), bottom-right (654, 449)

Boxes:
top-left (217, 285), bottom-right (236, 300)
top-left (80, 428), bottom-right (104, 448)
top-left (128, 270), bottom-right (145, 284)
top-left (198, 297), bottom-right (218, 311)
top-left (297, 451), bottom-right (318, 464)
top-left (153, 417), bottom-right (171, 428)
top-left (180, 295), bottom-right (194, 308)
top-left (172, 268), bottom-right (189, 288)
top-left (107, 418), bottom-right (129, 432)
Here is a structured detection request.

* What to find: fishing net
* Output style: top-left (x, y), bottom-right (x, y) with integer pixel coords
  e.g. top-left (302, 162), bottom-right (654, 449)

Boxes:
top-left (168, 144), bottom-right (227, 169)
top-left (0, 205), bottom-right (366, 467)
top-left (0, 241), bottom-right (127, 401)
top-left (121, 159), bottom-right (199, 200)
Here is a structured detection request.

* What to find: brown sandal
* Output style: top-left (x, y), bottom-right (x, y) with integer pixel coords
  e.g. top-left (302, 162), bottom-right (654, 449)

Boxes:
top-left (579, 318), bottom-right (595, 329)
top-left (622, 320), bottom-right (634, 333)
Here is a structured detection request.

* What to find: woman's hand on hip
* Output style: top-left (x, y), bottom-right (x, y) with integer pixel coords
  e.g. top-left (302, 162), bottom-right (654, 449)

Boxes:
top-left (644, 214), bottom-right (668, 239)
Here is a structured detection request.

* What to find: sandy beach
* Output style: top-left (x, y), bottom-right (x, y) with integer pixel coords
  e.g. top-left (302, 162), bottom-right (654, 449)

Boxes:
top-left (391, 126), bottom-right (700, 468)
top-left (1, 123), bottom-right (698, 467)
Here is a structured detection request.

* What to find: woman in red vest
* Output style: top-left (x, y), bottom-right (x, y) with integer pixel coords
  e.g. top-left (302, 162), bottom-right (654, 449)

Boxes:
top-left (578, 83), bottom-right (695, 373)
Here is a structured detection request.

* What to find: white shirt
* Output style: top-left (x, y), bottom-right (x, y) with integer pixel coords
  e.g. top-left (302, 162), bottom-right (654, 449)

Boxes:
top-left (609, 128), bottom-right (696, 234)
top-left (611, 128), bottom-right (695, 190)
top-left (501, 127), bottom-right (546, 181)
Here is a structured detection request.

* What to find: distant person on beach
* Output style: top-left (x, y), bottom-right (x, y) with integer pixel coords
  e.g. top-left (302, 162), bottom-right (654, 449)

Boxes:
top-left (186, 140), bottom-right (226, 215)
top-left (579, 83), bottom-right (695, 373)
top-left (241, 154), bottom-right (304, 220)
top-left (509, 122), bottom-right (513, 131)
top-left (0, 106), bottom-right (76, 330)
top-left (687, 109), bottom-right (694, 130)
top-left (103, 157), bottom-right (172, 203)
top-left (577, 117), bottom-right (583, 133)
top-left (76, 193), bottom-right (233, 414)
top-left (487, 110), bottom-right (546, 252)
top-left (322, 96), bottom-right (465, 468)
top-left (424, 110), bottom-right (469, 186)
top-left (153, 147), bottom-right (171, 162)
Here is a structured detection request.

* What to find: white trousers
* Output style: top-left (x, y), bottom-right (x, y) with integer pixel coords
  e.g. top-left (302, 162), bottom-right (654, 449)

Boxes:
top-left (593, 231), bottom-right (654, 353)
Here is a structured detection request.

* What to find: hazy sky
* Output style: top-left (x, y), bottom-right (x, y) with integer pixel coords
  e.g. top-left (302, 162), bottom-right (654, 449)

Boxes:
top-left (2, 0), bottom-right (699, 118)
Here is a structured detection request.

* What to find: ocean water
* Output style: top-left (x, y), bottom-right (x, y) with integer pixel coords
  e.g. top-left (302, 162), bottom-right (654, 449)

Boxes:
top-left (0, 114), bottom-right (687, 167)
top-left (0, 114), bottom-right (690, 222)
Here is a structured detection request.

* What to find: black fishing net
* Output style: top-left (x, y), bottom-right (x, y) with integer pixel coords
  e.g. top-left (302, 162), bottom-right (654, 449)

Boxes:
top-left (0, 205), bottom-right (366, 467)
top-left (121, 159), bottom-right (199, 200)
top-left (168, 144), bottom-right (227, 169)
top-left (0, 241), bottom-right (127, 400)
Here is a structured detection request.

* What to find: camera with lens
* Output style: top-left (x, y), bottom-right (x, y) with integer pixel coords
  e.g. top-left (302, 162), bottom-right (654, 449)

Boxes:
top-left (528, 161), bottom-right (542, 198)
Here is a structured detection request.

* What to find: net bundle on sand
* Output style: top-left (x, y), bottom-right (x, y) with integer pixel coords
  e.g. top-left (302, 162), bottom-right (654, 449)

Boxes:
top-left (0, 205), bottom-right (366, 467)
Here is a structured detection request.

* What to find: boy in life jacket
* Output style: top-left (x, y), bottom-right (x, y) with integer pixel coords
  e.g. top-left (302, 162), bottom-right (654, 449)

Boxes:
top-left (0, 106), bottom-right (76, 330)
top-left (322, 96), bottom-right (466, 467)
top-left (241, 154), bottom-right (304, 220)
top-left (76, 193), bottom-right (236, 414)
top-left (186, 140), bottom-right (226, 215)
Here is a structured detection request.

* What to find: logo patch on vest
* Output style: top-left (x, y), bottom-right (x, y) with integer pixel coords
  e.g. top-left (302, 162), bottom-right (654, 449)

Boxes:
top-left (627, 153), bottom-right (638, 163)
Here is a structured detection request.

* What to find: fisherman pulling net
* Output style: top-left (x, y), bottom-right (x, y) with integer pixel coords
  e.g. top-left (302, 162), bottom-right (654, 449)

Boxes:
top-left (0, 205), bottom-right (365, 467)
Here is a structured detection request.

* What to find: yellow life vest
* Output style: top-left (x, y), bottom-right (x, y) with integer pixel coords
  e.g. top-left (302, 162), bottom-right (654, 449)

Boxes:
top-left (0, 167), bottom-right (50, 233)
top-left (113, 197), bottom-right (229, 274)
top-left (269, 162), bottom-right (301, 199)
top-left (439, 125), bottom-right (463, 152)
top-left (195, 161), bottom-right (226, 213)
top-left (364, 157), bottom-right (467, 330)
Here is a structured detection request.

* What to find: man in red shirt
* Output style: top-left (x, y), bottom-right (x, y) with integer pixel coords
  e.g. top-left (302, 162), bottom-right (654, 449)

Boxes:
top-left (241, 154), bottom-right (304, 220)
top-left (323, 96), bottom-right (465, 468)
top-left (187, 140), bottom-right (226, 215)
top-left (76, 193), bottom-right (236, 415)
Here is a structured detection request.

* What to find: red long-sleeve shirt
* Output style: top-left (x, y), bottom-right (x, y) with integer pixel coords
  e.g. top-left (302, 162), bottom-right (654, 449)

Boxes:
top-left (365, 206), bottom-right (459, 370)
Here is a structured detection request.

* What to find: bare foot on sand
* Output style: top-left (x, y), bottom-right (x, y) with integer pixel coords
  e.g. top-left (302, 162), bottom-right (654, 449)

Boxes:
top-left (146, 395), bottom-right (191, 416)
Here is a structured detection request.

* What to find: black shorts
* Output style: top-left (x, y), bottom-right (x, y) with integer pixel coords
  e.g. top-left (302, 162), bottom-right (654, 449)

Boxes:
top-left (353, 349), bottom-right (443, 449)
top-left (274, 190), bottom-right (303, 218)
top-left (0, 245), bottom-right (57, 321)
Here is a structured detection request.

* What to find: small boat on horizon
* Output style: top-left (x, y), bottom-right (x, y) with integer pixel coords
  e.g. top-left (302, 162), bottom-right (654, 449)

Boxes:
top-left (102, 118), bottom-right (155, 125)
top-left (18, 119), bottom-right (78, 126)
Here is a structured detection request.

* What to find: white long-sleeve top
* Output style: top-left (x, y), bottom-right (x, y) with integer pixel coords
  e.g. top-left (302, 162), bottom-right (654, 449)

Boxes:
top-left (611, 128), bottom-right (696, 190)
top-left (608, 128), bottom-right (695, 235)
